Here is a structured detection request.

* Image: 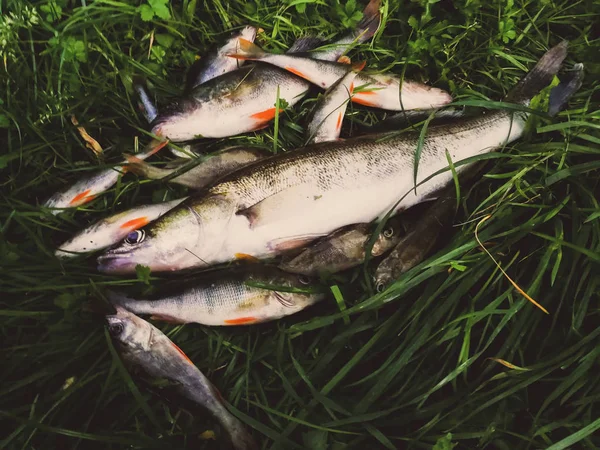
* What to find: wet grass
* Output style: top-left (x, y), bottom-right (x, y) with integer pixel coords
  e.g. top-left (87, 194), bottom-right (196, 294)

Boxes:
top-left (1, 0), bottom-right (599, 449)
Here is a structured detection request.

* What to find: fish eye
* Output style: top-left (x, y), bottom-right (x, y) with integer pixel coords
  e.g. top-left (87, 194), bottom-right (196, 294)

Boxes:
top-left (108, 322), bottom-right (124, 337)
top-left (375, 282), bottom-right (386, 293)
top-left (298, 275), bottom-right (311, 285)
top-left (125, 230), bottom-right (145, 245)
top-left (383, 227), bottom-right (394, 238)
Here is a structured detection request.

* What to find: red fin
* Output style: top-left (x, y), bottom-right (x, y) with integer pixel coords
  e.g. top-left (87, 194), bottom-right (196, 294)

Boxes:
top-left (352, 92), bottom-right (378, 107)
top-left (170, 341), bottom-right (195, 365)
top-left (234, 253), bottom-right (260, 262)
top-left (250, 107), bottom-right (283, 123)
top-left (285, 66), bottom-right (309, 80)
top-left (145, 139), bottom-right (169, 157)
top-left (228, 38), bottom-right (264, 60)
top-left (224, 316), bottom-right (258, 325)
top-left (120, 216), bottom-right (149, 230)
top-left (349, 82), bottom-right (355, 94)
top-left (338, 56), bottom-right (351, 65)
top-left (336, 112), bottom-right (343, 131)
top-left (69, 189), bottom-right (93, 206)
top-left (352, 61), bottom-right (366, 72)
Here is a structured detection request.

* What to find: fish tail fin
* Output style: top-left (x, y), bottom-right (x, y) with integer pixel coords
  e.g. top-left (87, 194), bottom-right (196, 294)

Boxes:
top-left (138, 139), bottom-right (170, 161)
top-left (287, 36), bottom-right (324, 54)
top-left (228, 38), bottom-right (266, 61)
top-left (123, 153), bottom-right (154, 177)
top-left (548, 62), bottom-right (584, 116)
top-left (132, 77), bottom-right (158, 123)
top-left (505, 41), bottom-right (568, 104)
top-left (354, 0), bottom-right (382, 43)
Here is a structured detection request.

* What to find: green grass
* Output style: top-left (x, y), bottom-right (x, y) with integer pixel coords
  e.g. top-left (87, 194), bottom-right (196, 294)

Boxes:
top-left (1, 0), bottom-right (599, 449)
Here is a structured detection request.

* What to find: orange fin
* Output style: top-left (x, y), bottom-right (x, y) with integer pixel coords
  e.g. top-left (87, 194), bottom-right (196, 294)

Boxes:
top-left (224, 316), bottom-right (258, 325)
top-left (120, 216), bottom-right (149, 230)
top-left (268, 235), bottom-right (323, 252)
top-left (69, 189), bottom-right (93, 206)
top-left (336, 112), bottom-right (343, 131)
top-left (250, 107), bottom-right (283, 122)
top-left (228, 38), bottom-right (265, 60)
top-left (145, 139), bottom-right (169, 158)
top-left (352, 92), bottom-right (378, 107)
top-left (285, 66), bottom-right (309, 80)
top-left (123, 154), bottom-right (149, 176)
top-left (337, 55), bottom-right (351, 65)
top-left (235, 253), bottom-right (260, 262)
top-left (169, 341), bottom-right (195, 365)
top-left (352, 61), bottom-right (366, 72)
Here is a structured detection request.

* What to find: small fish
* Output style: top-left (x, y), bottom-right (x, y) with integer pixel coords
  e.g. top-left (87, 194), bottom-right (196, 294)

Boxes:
top-left (227, 39), bottom-right (453, 111)
top-left (373, 186), bottom-right (458, 291)
top-left (107, 266), bottom-right (325, 326)
top-left (55, 198), bottom-right (186, 258)
top-left (98, 42), bottom-right (567, 274)
top-left (150, 64), bottom-right (310, 141)
top-left (310, 0), bottom-right (381, 62)
top-left (106, 307), bottom-right (257, 450)
top-left (124, 146), bottom-right (270, 190)
top-left (279, 216), bottom-right (409, 276)
top-left (184, 25), bottom-right (258, 91)
top-left (306, 61), bottom-right (364, 144)
top-left (43, 140), bottom-right (168, 215)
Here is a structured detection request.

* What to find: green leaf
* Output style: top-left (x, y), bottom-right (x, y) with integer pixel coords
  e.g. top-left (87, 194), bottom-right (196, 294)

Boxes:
top-left (135, 264), bottom-right (152, 285)
top-left (54, 293), bottom-right (77, 310)
top-left (149, 0), bottom-right (171, 20)
top-left (154, 33), bottom-right (175, 48)
top-left (433, 433), bottom-right (457, 450)
top-left (138, 4), bottom-right (155, 21)
top-left (408, 15), bottom-right (419, 29)
top-left (0, 114), bottom-right (10, 128)
top-left (302, 430), bottom-right (328, 450)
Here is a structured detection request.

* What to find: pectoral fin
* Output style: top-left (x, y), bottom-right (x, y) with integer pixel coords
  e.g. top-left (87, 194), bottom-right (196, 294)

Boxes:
top-left (268, 234), bottom-right (326, 252)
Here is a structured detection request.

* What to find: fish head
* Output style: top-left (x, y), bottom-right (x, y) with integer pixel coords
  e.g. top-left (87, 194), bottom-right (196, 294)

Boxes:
top-left (372, 216), bottom-right (410, 256)
top-left (97, 195), bottom-right (235, 274)
top-left (151, 99), bottom-right (202, 142)
top-left (106, 306), bottom-right (154, 356)
top-left (261, 269), bottom-right (326, 308)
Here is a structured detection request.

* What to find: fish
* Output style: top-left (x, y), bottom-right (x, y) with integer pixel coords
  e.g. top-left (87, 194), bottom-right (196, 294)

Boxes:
top-left (227, 39), bottom-right (453, 111)
top-left (149, 64), bottom-right (311, 141)
top-left (106, 307), bottom-right (257, 450)
top-left (124, 146), bottom-right (270, 190)
top-left (55, 198), bottom-right (187, 258)
top-left (184, 25), bottom-right (258, 91)
top-left (373, 185), bottom-right (459, 290)
top-left (306, 61), bottom-right (364, 144)
top-left (279, 216), bottom-right (409, 276)
top-left (309, 0), bottom-right (382, 62)
top-left (106, 266), bottom-right (325, 326)
top-left (97, 42), bottom-right (568, 274)
top-left (43, 140), bottom-right (169, 215)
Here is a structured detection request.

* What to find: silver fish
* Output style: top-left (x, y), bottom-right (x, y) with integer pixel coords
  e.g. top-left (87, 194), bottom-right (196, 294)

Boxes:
top-left (97, 42), bottom-right (568, 274)
top-left (228, 39), bottom-right (453, 111)
top-left (107, 266), bottom-right (325, 326)
top-left (106, 307), bottom-right (257, 449)
top-left (184, 25), bottom-right (258, 91)
top-left (306, 62), bottom-right (364, 144)
top-left (279, 216), bottom-right (409, 276)
top-left (124, 146), bottom-right (270, 190)
top-left (43, 140), bottom-right (168, 215)
top-left (55, 198), bottom-right (186, 258)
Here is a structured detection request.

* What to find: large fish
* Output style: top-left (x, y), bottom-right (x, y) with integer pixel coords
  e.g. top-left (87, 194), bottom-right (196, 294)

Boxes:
top-left (55, 198), bottom-right (186, 258)
top-left (97, 42), bottom-right (568, 274)
top-left (124, 146), bottom-right (270, 189)
top-left (106, 266), bottom-right (325, 326)
top-left (227, 39), bottom-right (453, 111)
top-left (185, 25), bottom-right (258, 91)
top-left (43, 140), bottom-right (168, 215)
top-left (279, 216), bottom-right (408, 276)
top-left (106, 307), bottom-right (257, 450)
top-left (306, 62), bottom-right (364, 144)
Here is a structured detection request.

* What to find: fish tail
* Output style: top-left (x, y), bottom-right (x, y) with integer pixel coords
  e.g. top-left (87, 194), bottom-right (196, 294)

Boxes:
top-left (228, 38), bottom-right (266, 61)
top-left (506, 41), bottom-right (568, 104)
top-left (287, 36), bottom-right (324, 54)
top-left (548, 62), bottom-right (584, 116)
top-left (354, 0), bottom-right (382, 43)
top-left (132, 78), bottom-right (158, 123)
top-left (123, 153), bottom-right (163, 179)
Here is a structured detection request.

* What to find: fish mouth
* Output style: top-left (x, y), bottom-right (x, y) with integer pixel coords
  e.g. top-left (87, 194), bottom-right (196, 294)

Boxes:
top-left (97, 253), bottom-right (136, 274)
